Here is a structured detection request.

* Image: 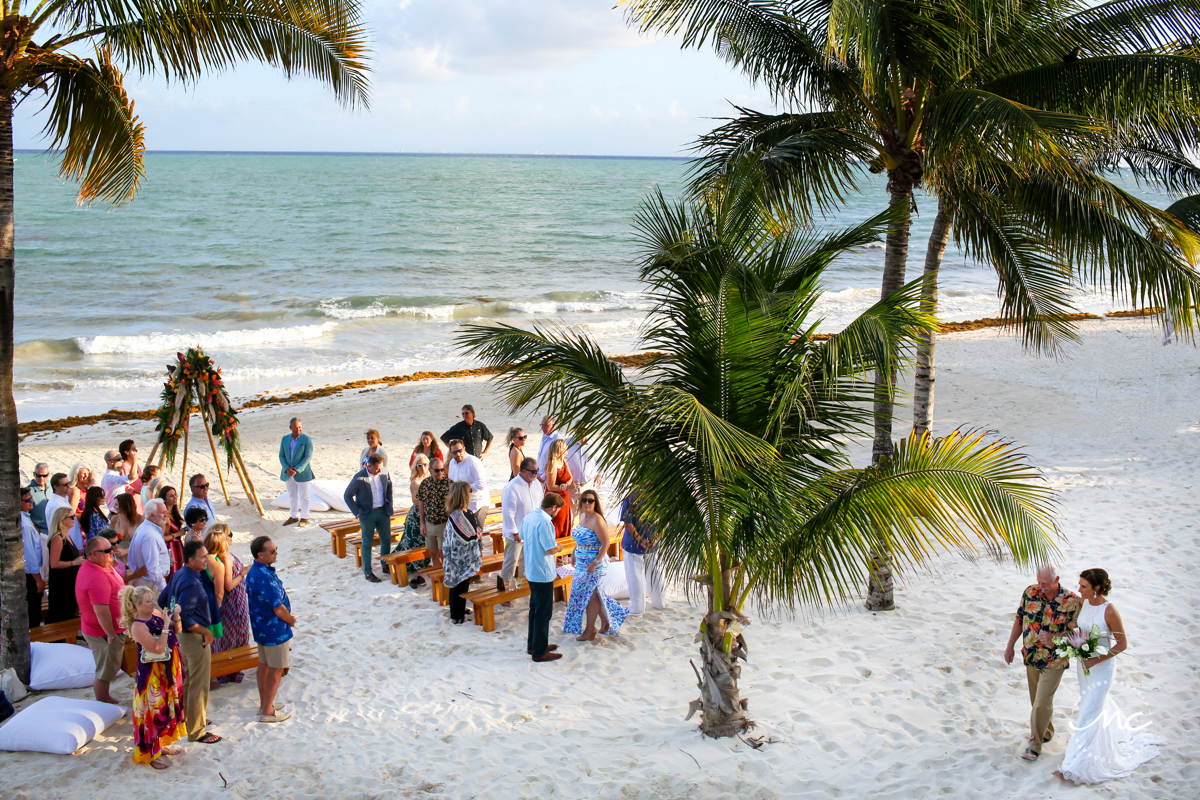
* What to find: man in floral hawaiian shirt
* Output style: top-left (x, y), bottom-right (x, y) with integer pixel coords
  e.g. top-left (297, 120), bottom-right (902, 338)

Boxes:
top-left (1004, 564), bottom-right (1079, 762)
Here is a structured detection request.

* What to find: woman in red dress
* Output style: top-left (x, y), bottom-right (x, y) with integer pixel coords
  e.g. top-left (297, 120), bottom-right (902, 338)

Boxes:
top-left (544, 438), bottom-right (575, 539)
top-left (157, 485), bottom-right (185, 574)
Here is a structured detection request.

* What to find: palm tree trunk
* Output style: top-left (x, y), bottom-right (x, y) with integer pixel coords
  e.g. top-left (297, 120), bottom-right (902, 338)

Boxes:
top-left (686, 566), bottom-right (752, 737)
top-left (0, 90), bottom-right (31, 683)
top-left (913, 201), bottom-right (951, 436)
top-left (865, 183), bottom-right (913, 612)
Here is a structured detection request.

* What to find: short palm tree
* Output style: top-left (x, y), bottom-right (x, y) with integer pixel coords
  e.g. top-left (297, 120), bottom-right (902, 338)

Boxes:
top-left (457, 173), bottom-right (1059, 738)
top-left (0, 0), bottom-right (370, 682)
top-left (623, 0), bottom-right (1200, 450)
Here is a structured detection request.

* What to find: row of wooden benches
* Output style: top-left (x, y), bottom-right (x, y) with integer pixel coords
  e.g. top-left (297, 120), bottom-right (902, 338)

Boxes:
top-left (324, 490), bottom-right (507, 559)
top-left (29, 617), bottom-right (257, 679)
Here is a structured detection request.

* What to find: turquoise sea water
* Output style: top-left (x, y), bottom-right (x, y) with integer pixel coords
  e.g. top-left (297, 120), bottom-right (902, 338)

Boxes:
top-left (12, 151), bottom-right (1171, 421)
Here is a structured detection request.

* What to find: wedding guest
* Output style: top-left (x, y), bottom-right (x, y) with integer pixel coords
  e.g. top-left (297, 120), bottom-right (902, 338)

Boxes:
top-left (1004, 564), bottom-right (1079, 762)
top-left (441, 404), bottom-right (494, 460)
top-left (101, 450), bottom-right (131, 513)
top-left (442, 482), bottom-right (482, 625)
top-left (417, 457), bottom-right (451, 570)
top-left (621, 491), bottom-right (666, 615)
top-left (543, 439), bottom-right (575, 539)
top-left (278, 417), bottom-right (314, 527)
top-left (68, 462), bottom-right (94, 513)
top-left (409, 430), bottom-right (443, 468)
top-left (119, 439), bottom-right (139, 480)
top-left (506, 427), bottom-right (527, 480)
top-left (46, 506), bottom-right (83, 623)
top-left (245, 536), bottom-right (295, 724)
top-left (27, 462), bottom-right (52, 535)
top-left (128, 499), bottom-right (171, 591)
top-left (398, 455), bottom-right (431, 586)
top-left (159, 540), bottom-right (222, 744)
top-left (158, 485), bottom-right (185, 573)
top-left (447, 439), bottom-right (490, 529)
top-left (344, 454), bottom-right (393, 583)
top-left (142, 474), bottom-right (169, 509)
top-left (111, 492), bottom-right (143, 542)
top-left (522, 493), bottom-right (565, 662)
top-left (564, 488), bottom-right (628, 641)
top-left (136, 465), bottom-right (160, 507)
top-left (76, 537), bottom-right (127, 704)
top-left (20, 487), bottom-right (45, 627)
top-left (184, 473), bottom-right (218, 524)
top-left (183, 507), bottom-right (209, 544)
top-left (536, 415), bottom-right (563, 480)
top-left (120, 585), bottom-right (185, 769)
top-left (499, 456), bottom-right (544, 593)
top-left (43, 472), bottom-right (74, 547)
top-left (205, 523), bottom-right (250, 684)
top-left (361, 429), bottom-right (388, 473)
top-left (99, 527), bottom-right (148, 585)
top-left (564, 433), bottom-right (604, 510)
top-left (80, 486), bottom-right (110, 542)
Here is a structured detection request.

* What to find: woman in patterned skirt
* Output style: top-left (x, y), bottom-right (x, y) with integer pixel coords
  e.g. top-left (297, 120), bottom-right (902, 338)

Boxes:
top-left (563, 489), bottom-right (628, 640)
top-left (399, 455), bottom-right (431, 586)
top-left (121, 585), bottom-right (185, 769)
top-left (205, 523), bottom-right (250, 683)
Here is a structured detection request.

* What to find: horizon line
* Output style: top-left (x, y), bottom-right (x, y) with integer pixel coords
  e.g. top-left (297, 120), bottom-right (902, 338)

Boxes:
top-left (14, 148), bottom-right (690, 162)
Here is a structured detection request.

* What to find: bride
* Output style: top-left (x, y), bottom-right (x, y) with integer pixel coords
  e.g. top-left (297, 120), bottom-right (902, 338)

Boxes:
top-left (1053, 568), bottom-right (1164, 784)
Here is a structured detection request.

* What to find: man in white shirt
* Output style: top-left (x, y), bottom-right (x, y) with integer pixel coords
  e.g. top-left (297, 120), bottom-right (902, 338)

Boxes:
top-left (43, 472), bottom-right (75, 544)
top-left (447, 439), bottom-right (489, 529)
top-left (564, 434), bottom-right (604, 511)
top-left (128, 499), bottom-right (171, 591)
top-left (184, 473), bottom-right (219, 524)
top-left (100, 450), bottom-right (131, 513)
top-left (499, 457), bottom-right (545, 593)
top-left (536, 415), bottom-right (563, 481)
top-left (21, 487), bottom-right (46, 627)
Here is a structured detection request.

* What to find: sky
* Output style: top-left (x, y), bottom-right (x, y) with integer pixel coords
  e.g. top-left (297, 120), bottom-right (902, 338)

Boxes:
top-left (13, 0), bottom-right (778, 158)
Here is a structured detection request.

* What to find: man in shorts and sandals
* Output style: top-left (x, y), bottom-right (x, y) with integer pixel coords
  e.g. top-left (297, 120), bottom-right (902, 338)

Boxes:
top-left (245, 536), bottom-right (297, 724)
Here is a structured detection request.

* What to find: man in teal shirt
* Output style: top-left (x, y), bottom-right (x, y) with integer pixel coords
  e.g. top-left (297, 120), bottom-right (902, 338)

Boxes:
top-left (278, 417), bottom-right (314, 527)
top-left (521, 493), bottom-right (565, 662)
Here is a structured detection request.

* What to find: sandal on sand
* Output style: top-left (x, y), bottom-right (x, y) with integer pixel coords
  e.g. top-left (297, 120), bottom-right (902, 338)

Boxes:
top-left (161, 747), bottom-right (183, 756)
top-left (576, 631), bottom-right (597, 642)
top-left (1021, 748), bottom-right (1039, 761)
top-left (149, 758), bottom-right (170, 770)
top-left (196, 733), bottom-right (222, 744)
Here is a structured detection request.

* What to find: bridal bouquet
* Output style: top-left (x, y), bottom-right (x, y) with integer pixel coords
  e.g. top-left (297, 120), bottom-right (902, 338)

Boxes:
top-left (1053, 625), bottom-right (1109, 675)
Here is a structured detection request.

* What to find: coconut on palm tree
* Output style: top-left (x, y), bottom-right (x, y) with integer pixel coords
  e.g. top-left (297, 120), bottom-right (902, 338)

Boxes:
top-left (0, 0), bottom-right (369, 682)
top-left (457, 172), bottom-right (1060, 738)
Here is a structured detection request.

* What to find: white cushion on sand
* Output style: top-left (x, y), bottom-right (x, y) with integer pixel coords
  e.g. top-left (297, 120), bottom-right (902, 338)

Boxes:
top-left (603, 564), bottom-right (630, 600)
top-left (0, 696), bottom-right (126, 755)
top-left (269, 492), bottom-right (332, 513)
top-left (29, 642), bottom-right (95, 691)
top-left (309, 479), bottom-right (351, 513)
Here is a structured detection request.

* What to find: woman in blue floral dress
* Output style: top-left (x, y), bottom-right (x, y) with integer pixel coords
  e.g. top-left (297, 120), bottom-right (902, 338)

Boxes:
top-left (563, 489), bottom-right (628, 639)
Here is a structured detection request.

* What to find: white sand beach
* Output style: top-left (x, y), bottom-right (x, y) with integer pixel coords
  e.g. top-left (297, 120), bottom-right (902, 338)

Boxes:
top-left (5, 316), bottom-right (1197, 799)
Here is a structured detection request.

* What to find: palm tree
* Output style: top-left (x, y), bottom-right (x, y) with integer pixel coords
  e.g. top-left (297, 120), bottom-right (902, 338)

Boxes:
top-left (623, 0), bottom-right (1200, 609)
top-left (0, 0), bottom-right (369, 682)
top-left (623, 0), bottom-right (1200, 446)
top-left (457, 173), bottom-right (1059, 737)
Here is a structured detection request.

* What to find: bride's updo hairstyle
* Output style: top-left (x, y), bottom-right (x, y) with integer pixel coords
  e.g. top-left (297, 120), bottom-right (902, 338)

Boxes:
top-left (1080, 568), bottom-right (1111, 595)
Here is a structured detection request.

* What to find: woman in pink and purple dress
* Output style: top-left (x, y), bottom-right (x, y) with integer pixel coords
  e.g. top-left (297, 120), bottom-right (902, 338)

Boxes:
top-left (205, 523), bottom-right (251, 683)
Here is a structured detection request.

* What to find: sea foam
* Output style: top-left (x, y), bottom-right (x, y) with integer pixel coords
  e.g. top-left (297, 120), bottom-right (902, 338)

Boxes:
top-left (75, 322), bottom-right (338, 355)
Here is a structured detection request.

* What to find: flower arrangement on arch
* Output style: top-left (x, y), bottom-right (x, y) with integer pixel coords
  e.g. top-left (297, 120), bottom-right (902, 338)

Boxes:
top-left (153, 347), bottom-right (241, 468)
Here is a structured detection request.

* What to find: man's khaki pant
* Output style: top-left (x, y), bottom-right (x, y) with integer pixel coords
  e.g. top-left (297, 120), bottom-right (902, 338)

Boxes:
top-left (179, 631), bottom-right (212, 741)
top-left (1025, 665), bottom-right (1065, 753)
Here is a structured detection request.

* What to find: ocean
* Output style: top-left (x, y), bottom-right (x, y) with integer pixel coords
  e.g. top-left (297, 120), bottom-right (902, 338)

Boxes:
top-left (13, 151), bottom-right (1168, 422)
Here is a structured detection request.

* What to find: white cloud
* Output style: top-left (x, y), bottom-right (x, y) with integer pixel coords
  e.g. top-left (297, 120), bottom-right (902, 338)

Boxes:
top-left (369, 0), bottom-right (643, 82)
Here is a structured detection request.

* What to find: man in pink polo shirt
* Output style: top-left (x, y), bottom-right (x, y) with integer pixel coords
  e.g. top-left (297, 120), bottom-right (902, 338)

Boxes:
top-left (75, 537), bottom-right (128, 704)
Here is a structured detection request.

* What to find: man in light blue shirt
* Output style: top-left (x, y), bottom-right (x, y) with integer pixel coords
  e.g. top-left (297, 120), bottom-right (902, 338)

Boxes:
top-left (184, 473), bottom-right (219, 525)
top-left (128, 499), bottom-right (171, 591)
top-left (521, 493), bottom-right (565, 662)
top-left (21, 487), bottom-right (45, 627)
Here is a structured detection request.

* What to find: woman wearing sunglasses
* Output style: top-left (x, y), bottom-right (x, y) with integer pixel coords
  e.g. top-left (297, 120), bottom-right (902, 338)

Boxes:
top-left (562, 489), bottom-right (629, 641)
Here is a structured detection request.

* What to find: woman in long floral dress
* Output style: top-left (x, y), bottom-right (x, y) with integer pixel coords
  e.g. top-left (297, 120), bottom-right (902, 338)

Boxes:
top-left (121, 585), bottom-right (185, 769)
top-left (563, 489), bottom-right (628, 640)
top-left (205, 523), bottom-right (250, 683)
top-left (398, 455), bottom-right (432, 586)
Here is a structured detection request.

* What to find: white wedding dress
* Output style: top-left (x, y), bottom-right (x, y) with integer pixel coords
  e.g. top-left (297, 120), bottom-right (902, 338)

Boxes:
top-left (1058, 600), bottom-right (1165, 784)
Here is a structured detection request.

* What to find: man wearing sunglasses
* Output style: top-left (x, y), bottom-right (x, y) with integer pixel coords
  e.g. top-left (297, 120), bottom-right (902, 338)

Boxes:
top-left (20, 487), bottom-right (46, 627)
top-left (499, 457), bottom-right (545, 593)
top-left (101, 450), bottom-right (132, 513)
top-left (441, 404), bottom-right (494, 460)
top-left (185, 473), bottom-right (219, 525)
top-left (76, 537), bottom-right (128, 704)
top-left (27, 463), bottom-right (52, 535)
top-left (44, 472), bottom-right (77, 547)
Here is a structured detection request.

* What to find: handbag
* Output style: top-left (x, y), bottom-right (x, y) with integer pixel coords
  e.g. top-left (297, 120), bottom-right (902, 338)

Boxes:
top-left (140, 645), bottom-right (171, 664)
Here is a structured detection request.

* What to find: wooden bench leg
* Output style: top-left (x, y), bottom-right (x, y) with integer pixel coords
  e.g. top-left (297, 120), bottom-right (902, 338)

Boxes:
top-left (481, 606), bottom-right (496, 633)
top-left (330, 532), bottom-right (338, 556)
top-left (336, 537), bottom-right (347, 559)
top-left (396, 565), bottom-right (410, 587)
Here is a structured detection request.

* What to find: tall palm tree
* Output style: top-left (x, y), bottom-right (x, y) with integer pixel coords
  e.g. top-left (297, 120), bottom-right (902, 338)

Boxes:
top-left (458, 173), bottom-right (1059, 737)
top-left (623, 0), bottom-right (1200, 446)
top-left (623, 0), bottom-right (1200, 609)
top-left (0, 0), bottom-right (369, 682)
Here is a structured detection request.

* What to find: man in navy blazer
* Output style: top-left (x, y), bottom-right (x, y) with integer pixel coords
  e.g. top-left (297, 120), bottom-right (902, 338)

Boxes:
top-left (343, 454), bottom-right (393, 582)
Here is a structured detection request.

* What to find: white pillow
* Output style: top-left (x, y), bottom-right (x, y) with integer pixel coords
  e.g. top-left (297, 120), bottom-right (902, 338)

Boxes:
top-left (0, 696), bottom-right (126, 755)
top-left (29, 642), bottom-right (96, 691)
top-left (269, 492), bottom-right (331, 512)
top-left (603, 564), bottom-right (630, 600)
top-left (309, 479), bottom-right (352, 513)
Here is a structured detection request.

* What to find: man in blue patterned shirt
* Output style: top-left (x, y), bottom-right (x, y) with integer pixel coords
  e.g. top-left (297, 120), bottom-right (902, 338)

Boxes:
top-left (245, 536), bottom-right (296, 724)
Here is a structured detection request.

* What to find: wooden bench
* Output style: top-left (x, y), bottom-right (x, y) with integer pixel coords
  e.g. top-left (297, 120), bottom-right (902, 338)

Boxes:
top-left (419, 553), bottom-right (506, 605)
top-left (121, 639), bottom-right (259, 677)
top-left (382, 547), bottom-right (429, 586)
top-left (326, 490), bottom-right (503, 558)
top-left (465, 574), bottom-right (575, 633)
top-left (29, 618), bottom-right (80, 644)
top-left (354, 503), bottom-right (504, 570)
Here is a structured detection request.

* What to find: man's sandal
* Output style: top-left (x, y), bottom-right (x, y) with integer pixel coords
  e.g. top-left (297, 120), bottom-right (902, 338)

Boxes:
top-left (196, 733), bottom-right (222, 744)
top-left (1021, 748), bottom-right (1039, 761)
